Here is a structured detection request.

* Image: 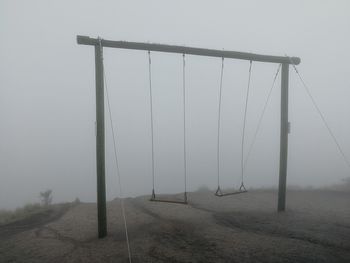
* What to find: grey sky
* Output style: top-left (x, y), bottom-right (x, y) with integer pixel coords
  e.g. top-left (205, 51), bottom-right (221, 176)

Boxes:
top-left (1, 0), bottom-right (349, 209)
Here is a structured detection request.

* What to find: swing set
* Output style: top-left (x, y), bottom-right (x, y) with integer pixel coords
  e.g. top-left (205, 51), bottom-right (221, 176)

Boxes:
top-left (77, 35), bottom-right (300, 238)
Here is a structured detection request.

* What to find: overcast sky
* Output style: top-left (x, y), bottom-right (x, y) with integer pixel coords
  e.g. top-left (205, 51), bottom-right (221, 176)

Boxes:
top-left (1, 0), bottom-right (349, 209)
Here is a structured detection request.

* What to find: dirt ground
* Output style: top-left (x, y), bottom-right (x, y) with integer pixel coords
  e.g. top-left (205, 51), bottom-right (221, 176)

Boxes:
top-left (0, 189), bottom-right (349, 263)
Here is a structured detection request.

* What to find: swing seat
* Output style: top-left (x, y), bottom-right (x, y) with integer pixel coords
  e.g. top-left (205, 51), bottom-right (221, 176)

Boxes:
top-left (150, 198), bottom-right (188, 204)
top-left (215, 189), bottom-right (247, 197)
top-left (150, 191), bottom-right (188, 204)
top-left (214, 184), bottom-right (247, 197)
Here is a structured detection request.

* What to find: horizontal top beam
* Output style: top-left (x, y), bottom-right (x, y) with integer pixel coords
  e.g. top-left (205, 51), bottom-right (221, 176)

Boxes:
top-left (77, 35), bottom-right (300, 65)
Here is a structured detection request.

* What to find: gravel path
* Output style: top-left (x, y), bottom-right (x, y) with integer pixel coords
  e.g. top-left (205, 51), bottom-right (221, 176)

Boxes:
top-left (0, 190), bottom-right (349, 263)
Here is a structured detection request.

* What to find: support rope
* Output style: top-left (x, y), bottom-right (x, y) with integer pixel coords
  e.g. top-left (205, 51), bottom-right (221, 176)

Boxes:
top-left (243, 64), bottom-right (281, 169)
top-left (99, 38), bottom-right (132, 263)
top-left (182, 53), bottom-right (188, 202)
top-left (288, 59), bottom-right (350, 170)
top-left (216, 57), bottom-right (225, 192)
top-left (148, 51), bottom-right (156, 199)
top-left (240, 61), bottom-right (253, 190)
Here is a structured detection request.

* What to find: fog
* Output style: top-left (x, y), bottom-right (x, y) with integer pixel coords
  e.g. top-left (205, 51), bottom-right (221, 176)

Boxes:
top-left (1, 0), bottom-right (349, 209)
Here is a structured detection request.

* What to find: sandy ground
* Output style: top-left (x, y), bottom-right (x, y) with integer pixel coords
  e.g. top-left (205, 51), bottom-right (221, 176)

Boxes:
top-left (0, 189), bottom-right (349, 263)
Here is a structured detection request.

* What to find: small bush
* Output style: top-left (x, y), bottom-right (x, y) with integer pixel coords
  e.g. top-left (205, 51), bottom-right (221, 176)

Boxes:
top-left (0, 210), bottom-right (12, 224)
top-left (40, 190), bottom-right (53, 206)
top-left (0, 203), bottom-right (44, 225)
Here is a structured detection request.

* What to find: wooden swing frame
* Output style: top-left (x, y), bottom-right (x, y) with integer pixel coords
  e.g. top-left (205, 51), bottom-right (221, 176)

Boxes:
top-left (76, 35), bottom-right (300, 238)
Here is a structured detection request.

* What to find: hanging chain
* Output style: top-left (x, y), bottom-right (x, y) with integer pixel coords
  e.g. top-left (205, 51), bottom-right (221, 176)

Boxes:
top-left (240, 60), bottom-right (253, 190)
top-left (243, 64), bottom-right (281, 169)
top-left (216, 57), bottom-right (224, 191)
top-left (148, 51), bottom-right (156, 199)
top-left (182, 53), bottom-right (188, 202)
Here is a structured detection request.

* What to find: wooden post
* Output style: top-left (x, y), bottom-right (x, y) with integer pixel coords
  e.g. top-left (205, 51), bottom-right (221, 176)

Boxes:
top-left (278, 63), bottom-right (289, 212)
top-left (95, 44), bottom-right (107, 237)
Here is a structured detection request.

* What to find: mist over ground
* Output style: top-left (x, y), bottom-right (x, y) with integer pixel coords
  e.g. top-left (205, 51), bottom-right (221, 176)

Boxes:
top-left (1, 0), bottom-right (349, 209)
